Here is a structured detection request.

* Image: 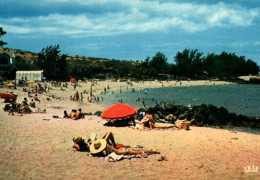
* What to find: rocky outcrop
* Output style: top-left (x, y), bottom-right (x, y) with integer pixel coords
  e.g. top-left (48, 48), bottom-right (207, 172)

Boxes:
top-left (142, 104), bottom-right (260, 129)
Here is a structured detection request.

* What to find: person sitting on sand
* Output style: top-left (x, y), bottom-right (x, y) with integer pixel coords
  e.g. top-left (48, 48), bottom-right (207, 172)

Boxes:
top-left (69, 109), bottom-right (77, 120)
top-left (141, 114), bottom-right (176, 129)
top-left (75, 108), bottom-right (84, 120)
top-left (90, 132), bottom-right (160, 156)
top-left (30, 99), bottom-right (36, 108)
top-left (22, 98), bottom-right (29, 106)
top-left (33, 94), bottom-right (40, 103)
top-left (63, 110), bottom-right (69, 118)
top-left (20, 104), bottom-right (32, 114)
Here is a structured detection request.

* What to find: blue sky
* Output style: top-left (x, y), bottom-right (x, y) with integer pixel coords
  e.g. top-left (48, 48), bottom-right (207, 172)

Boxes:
top-left (1, 0), bottom-right (259, 65)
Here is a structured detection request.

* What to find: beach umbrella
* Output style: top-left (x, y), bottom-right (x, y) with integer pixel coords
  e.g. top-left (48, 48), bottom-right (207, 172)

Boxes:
top-left (0, 93), bottom-right (17, 100)
top-left (70, 78), bottom-right (76, 83)
top-left (5, 83), bottom-right (15, 87)
top-left (101, 103), bottom-right (137, 120)
top-left (27, 80), bottom-right (35, 83)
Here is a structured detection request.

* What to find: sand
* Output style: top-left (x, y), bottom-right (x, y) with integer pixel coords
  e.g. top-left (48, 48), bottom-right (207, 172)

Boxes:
top-left (0, 80), bottom-right (259, 180)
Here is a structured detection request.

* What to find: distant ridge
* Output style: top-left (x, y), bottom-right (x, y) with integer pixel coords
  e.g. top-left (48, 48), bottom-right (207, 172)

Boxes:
top-left (0, 47), bottom-right (135, 63)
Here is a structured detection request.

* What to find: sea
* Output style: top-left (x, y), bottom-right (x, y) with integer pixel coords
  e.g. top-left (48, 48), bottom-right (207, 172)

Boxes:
top-left (98, 84), bottom-right (260, 118)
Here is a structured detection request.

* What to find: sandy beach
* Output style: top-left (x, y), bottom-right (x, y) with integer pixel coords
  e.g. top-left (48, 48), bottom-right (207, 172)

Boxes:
top-left (0, 80), bottom-right (259, 180)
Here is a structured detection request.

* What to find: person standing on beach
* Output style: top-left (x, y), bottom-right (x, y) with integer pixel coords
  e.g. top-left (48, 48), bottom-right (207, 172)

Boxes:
top-left (80, 93), bottom-right (84, 101)
top-left (75, 91), bottom-right (79, 101)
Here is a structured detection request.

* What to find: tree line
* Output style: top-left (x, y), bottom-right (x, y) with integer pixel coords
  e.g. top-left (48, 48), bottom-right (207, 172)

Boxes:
top-left (11, 45), bottom-right (258, 81)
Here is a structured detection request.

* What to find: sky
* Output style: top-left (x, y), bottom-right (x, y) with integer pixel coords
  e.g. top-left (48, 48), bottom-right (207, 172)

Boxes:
top-left (0, 0), bottom-right (260, 65)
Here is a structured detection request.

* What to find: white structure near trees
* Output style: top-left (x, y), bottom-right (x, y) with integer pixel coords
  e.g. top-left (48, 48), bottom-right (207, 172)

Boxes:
top-left (16, 70), bottom-right (44, 81)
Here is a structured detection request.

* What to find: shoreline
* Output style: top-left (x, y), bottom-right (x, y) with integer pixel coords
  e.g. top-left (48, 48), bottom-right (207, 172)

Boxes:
top-left (1, 79), bottom-right (237, 111)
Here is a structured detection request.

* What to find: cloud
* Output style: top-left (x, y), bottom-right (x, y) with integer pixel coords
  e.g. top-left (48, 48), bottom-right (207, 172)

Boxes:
top-left (0, 0), bottom-right (259, 38)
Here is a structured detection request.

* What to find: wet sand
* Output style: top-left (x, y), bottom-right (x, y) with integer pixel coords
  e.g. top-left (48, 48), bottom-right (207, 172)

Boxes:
top-left (0, 80), bottom-right (259, 179)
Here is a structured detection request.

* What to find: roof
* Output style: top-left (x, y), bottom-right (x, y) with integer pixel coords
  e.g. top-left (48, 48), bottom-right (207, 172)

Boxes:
top-left (0, 52), bottom-right (15, 58)
top-left (16, 70), bottom-right (43, 73)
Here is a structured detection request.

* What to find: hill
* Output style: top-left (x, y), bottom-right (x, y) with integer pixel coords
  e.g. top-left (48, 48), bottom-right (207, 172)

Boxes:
top-left (0, 47), bottom-right (136, 64)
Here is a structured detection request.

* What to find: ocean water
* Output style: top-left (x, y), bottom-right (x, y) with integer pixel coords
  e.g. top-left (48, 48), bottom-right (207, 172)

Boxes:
top-left (98, 84), bottom-right (260, 117)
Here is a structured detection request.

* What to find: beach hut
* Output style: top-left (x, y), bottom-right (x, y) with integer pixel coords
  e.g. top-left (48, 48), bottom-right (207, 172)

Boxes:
top-left (101, 103), bottom-right (137, 121)
top-left (16, 70), bottom-right (44, 81)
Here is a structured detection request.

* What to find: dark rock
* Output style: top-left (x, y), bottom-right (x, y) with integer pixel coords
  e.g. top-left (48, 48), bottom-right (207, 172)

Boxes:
top-left (137, 103), bottom-right (259, 129)
top-left (165, 114), bottom-right (176, 122)
top-left (178, 113), bottom-right (187, 120)
top-left (84, 112), bottom-right (93, 116)
top-left (94, 111), bottom-right (101, 116)
top-left (153, 114), bottom-right (160, 122)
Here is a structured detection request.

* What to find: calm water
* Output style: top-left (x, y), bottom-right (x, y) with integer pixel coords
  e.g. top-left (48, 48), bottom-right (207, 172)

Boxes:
top-left (98, 84), bottom-right (260, 117)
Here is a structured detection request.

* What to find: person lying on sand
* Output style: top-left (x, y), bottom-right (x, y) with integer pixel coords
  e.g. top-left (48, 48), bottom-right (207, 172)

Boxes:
top-left (72, 136), bottom-right (91, 151)
top-left (175, 119), bottom-right (195, 130)
top-left (73, 132), bottom-right (160, 155)
top-left (141, 114), bottom-right (176, 129)
top-left (90, 132), bottom-right (160, 156)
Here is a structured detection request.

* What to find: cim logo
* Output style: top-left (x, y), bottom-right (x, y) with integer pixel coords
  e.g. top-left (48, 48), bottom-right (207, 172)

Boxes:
top-left (244, 165), bottom-right (259, 173)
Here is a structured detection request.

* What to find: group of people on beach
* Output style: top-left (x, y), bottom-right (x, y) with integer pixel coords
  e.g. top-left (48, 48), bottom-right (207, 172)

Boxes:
top-left (4, 97), bottom-right (46, 115)
top-left (69, 82), bottom-right (104, 104)
top-left (63, 108), bottom-right (85, 120)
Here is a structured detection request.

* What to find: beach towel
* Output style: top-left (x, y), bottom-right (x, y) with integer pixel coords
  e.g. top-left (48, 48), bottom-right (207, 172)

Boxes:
top-left (105, 152), bottom-right (124, 162)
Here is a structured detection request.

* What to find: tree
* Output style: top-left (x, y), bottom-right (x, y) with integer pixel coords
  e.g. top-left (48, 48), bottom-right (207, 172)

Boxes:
top-left (35, 45), bottom-right (61, 80)
top-left (149, 52), bottom-right (168, 77)
top-left (174, 49), bottom-right (203, 77)
top-left (56, 54), bottom-right (68, 81)
top-left (245, 59), bottom-right (259, 75)
top-left (0, 27), bottom-right (7, 47)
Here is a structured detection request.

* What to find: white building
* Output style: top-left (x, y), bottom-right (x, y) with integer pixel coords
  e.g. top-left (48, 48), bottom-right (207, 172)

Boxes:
top-left (16, 70), bottom-right (44, 81)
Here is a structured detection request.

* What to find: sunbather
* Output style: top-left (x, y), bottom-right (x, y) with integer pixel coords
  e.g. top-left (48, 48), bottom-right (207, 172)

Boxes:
top-left (73, 132), bottom-right (159, 155)
top-left (72, 136), bottom-right (91, 152)
top-left (90, 132), bottom-right (160, 155)
top-left (176, 119), bottom-right (195, 130)
top-left (141, 114), bottom-right (176, 129)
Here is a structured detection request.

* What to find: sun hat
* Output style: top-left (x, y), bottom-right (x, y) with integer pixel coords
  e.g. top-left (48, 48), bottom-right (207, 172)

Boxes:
top-left (90, 139), bottom-right (107, 154)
